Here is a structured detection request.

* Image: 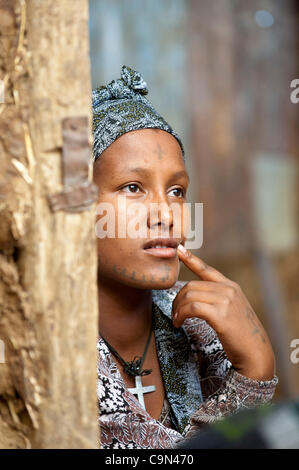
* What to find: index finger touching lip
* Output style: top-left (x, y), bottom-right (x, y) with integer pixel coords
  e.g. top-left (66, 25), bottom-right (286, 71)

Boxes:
top-left (177, 244), bottom-right (228, 283)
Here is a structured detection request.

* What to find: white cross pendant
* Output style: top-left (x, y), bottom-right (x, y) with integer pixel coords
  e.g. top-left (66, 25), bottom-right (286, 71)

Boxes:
top-left (128, 375), bottom-right (156, 410)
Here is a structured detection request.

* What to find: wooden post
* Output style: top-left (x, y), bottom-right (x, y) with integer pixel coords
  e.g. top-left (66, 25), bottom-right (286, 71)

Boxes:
top-left (0, 0), bottom-right (99, 448)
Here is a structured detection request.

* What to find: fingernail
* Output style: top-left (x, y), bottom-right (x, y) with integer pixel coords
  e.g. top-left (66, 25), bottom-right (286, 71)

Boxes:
top-left (177, 244), bottom-right (187, 255)
top-left (173, 312), bottom-right (178, 322)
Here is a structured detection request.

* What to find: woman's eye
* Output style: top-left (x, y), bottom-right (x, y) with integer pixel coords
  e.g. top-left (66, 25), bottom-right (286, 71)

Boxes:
top-left (169, 187), bottom-right (185, 198)
top-left (121, 184), bottom-right (140, 193)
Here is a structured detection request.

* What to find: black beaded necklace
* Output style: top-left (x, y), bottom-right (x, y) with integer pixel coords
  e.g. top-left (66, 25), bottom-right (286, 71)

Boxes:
top-left (100, 313), bottom-right (154, 378)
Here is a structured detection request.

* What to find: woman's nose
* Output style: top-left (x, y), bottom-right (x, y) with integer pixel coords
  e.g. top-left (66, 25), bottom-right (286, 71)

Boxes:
top-left (147, 195), bottom-right (174, 232)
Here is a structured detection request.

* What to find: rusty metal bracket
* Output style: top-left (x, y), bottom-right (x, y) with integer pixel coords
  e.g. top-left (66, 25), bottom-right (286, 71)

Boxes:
top-left (48, 116), bottom-right (98, 213)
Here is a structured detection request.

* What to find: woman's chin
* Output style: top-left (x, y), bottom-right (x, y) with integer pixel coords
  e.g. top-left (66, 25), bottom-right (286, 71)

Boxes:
top-left (103, 262), bottom-right (179, 290)
top-left (141, 275), bottom-right (178, 291)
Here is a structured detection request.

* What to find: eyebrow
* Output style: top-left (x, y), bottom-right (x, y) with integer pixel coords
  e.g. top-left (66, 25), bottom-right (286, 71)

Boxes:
top-left (125, 167), bottom-right (190, 183)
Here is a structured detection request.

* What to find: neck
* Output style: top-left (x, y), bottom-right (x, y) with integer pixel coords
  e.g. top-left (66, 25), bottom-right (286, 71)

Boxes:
top-left (98, 277), bottom-right (153, 350)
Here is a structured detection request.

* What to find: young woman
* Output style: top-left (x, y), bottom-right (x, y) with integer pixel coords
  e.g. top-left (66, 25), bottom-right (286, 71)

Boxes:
top-left (93, 65), bottom-right (278, 449)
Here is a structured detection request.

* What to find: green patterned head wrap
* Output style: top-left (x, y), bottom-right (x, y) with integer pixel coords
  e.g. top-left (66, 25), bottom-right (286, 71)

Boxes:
top-left (92, 65), bottom-right (185, 161)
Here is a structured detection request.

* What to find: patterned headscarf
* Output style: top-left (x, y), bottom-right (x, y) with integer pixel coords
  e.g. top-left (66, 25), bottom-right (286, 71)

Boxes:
top-left (92, 65), bottom-right (185, 161)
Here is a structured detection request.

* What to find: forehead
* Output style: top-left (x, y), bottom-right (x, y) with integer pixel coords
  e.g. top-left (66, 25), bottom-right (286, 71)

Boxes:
top-left (94, 128), bottom-right (185, 178)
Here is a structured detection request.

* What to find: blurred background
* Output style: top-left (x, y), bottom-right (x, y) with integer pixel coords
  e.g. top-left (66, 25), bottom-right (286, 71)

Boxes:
top-left (89, 0), bottom-right (299, 400)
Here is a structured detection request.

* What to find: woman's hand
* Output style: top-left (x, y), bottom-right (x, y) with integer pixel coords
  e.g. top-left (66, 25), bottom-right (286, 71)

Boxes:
top-left (173, 245), bottom-right (276, 381)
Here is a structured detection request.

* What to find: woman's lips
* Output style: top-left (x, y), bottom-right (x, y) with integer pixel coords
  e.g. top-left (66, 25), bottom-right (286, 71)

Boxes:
top-left (142, 238), bottom-right (182, 258)
top-left (143, 247), bottom-right (177, 258)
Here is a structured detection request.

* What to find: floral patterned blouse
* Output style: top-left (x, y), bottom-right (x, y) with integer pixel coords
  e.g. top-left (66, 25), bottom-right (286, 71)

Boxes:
top-left (97, 281), bottom-right (278, 449)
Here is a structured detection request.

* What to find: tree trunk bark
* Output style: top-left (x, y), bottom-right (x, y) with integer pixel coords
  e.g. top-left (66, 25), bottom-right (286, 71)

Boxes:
top-left (0, 0), bottom-right (99, 448)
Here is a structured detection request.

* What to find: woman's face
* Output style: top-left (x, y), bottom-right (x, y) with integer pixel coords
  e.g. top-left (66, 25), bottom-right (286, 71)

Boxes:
top-left (93, 128), bottom-right (190, 290)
